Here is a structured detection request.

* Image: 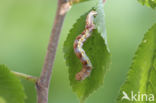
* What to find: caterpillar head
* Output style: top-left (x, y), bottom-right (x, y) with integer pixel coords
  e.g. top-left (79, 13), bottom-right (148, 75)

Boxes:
top-left (86, 11), bottom-right (97, 29)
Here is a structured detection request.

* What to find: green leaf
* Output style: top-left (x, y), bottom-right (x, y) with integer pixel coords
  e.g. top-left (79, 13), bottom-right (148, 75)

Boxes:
top-left (117, 24), bottom-right (156, 103)
top-left (0, 65), bottom-right (26, 103)
top-left (138, 0), bottom-right (156, 8)
top-left (95, 0), bottom-right (109, 51)
top-left (63, 9), bottom-right (111, 103)
top-left (0, 97), bottom-right (6, 103)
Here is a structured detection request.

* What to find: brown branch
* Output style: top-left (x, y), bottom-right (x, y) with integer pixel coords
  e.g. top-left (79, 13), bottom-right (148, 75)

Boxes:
top-left (36, 0), bottom-right (70, 103)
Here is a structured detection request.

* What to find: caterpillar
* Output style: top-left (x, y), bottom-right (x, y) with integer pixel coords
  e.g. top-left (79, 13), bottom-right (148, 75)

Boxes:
top-left (73, 11), bottom-right (97, 81)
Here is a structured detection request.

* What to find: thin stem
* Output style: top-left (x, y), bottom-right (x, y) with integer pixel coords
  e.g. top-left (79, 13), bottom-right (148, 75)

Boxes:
top-left (36, 0), bottom-right (69, 103)
top-left (12, 71), bottom-right (38, 83)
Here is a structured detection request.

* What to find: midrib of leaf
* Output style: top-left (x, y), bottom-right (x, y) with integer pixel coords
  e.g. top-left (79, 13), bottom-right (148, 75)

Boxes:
top-left (136, 26), bottom-right (156, 101)
top-left (141, 52), bottom-right (155, 94)
top-left (136, 32), bottom-right (155, 94)
top-left (146, 51), bottom-right (155, 93)
top-left (146, 29), bottom-right (156, 100)
top-left (146, 50), bottom-right (156, 101)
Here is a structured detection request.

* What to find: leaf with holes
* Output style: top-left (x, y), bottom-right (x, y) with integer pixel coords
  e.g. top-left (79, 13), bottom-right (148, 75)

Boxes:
top-left (0, 65), bottom-right (26, 103)
top-left (63, 5), bottom-right (111, 103)
top-left (117, 24), bottom-right (156, 103)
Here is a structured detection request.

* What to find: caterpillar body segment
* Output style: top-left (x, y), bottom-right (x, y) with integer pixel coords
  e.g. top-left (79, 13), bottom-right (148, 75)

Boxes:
top-left (73, 11), bottom-right (97, 81)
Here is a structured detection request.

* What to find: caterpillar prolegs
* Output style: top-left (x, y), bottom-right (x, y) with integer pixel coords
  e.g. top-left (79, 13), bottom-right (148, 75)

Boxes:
top-left (73, 11), bottom-right (97, 81)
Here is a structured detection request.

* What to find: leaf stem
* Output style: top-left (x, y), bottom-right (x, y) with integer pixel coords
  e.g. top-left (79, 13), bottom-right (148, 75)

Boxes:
top-left (12, 71), bottom-right (38, 83)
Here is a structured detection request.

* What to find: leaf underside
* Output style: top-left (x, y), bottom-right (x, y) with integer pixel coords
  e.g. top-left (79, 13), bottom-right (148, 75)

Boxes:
top-left (117, 24), bottom-right (156, 103)
top-left (63, 8), bottom-right (111, 102)
top-left (0, 65), bottom-right (25, 103)
top-left (138, 0), bottom-right (156, 8)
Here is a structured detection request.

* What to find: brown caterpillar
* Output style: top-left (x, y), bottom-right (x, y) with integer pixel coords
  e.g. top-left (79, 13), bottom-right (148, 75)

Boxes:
top-left (73, 11), bottom-right (97, 81)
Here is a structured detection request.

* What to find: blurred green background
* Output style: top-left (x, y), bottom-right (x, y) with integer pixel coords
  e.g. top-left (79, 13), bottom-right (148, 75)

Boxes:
top-left (0, 0), bottom-right (156, 103)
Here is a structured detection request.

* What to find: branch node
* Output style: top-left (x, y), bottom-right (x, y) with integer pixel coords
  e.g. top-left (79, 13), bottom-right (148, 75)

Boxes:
top-left (60, 2), bottom-right (71, 15)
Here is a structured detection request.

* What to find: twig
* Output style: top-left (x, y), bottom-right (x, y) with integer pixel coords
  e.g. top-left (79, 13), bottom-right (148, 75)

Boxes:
top-left (36, 0), bottom-right (69, 103)
top-left (12, 71), bottom-right (38, 83)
